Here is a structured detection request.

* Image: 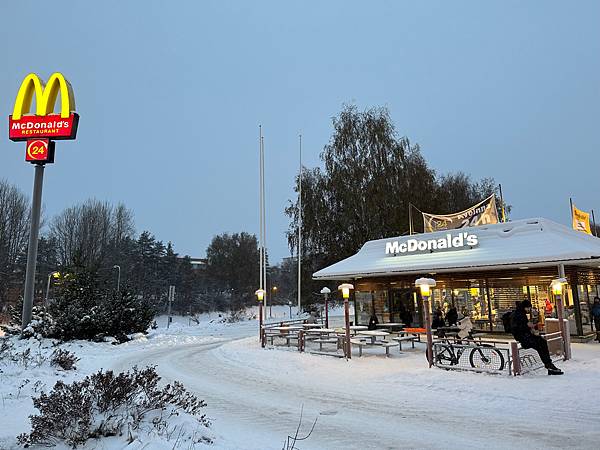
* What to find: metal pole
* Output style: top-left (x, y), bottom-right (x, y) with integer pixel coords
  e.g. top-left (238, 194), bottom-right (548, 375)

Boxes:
top-left (409, 203), bottom-right (413, 235)
top-left (499, 184), bottom-right (506, 223)
top-left (556, 264), bottom-right (567, 360)
top-left (262, 136), bottom-right (267, 321)
top-left (21, 164), bottom-right (45, 331)
top-left (44, 273), bottom-right (52, 310)
top-left (114, 265), bottom-right (121, 292)
top-left (424, 296), bottom-right (433, 367)
top-left (298, 134), bottom-right (302, 315)
top-left (259, 127), bottom-right (263, 296)
top-left (569, 197), bottom-right (574, 228)
top-left (344, 296), bottom-right (351, 359)
top-left (592, 210), bottom-right (597, 237)
top-left (167, 285), bottom-right (174, 329)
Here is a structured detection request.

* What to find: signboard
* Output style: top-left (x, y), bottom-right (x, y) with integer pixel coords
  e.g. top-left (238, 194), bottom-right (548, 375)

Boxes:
top-left (385, 231), bottom-right (479, 256)
top-left (25, 139), bottom-right (54, 163)
top-left (422, 194), bottom-right (499, 233)
top-left (8, 73), bottom-right (79, 141)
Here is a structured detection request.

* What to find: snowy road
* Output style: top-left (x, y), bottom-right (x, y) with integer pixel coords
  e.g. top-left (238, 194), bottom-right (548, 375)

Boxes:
top-left (110, 321), bottom-right (600, 450)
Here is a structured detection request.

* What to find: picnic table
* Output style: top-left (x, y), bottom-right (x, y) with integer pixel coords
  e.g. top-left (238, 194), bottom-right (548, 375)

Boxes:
top-left (302, 323), bottom-right (324, 329)
top-left (375, 323), bottom-right (405, 332)
top-left (356, 330), bottom-right (390, 344)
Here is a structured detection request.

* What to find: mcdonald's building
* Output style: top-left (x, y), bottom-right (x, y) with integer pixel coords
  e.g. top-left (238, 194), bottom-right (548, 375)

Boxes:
top-left (313, 218), bottom-right (600, 338)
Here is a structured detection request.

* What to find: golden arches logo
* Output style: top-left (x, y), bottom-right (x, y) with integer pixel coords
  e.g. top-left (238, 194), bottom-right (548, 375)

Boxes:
top-left (12, 72), bottom-right (75, 120)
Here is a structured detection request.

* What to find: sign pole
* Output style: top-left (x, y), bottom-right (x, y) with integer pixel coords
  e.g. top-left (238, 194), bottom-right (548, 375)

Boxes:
top-left (21, 164), bottom-right (45, 330)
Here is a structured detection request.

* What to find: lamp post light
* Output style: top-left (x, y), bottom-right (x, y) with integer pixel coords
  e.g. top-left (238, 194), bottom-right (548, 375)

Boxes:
top-left (255, 289), bottom-right (266, 343)
top-left (416, 277), bottom-right (436, 368)
top-left (113, 265), bottom-right (121, 292)
top-left (320, 287), bottom-right (331, 328)
top-left (551, 277), bottom-right (568, 359)
top-left (287, 300), bottom-right (292, 319)
top-left (338, 283), bottom-right (354, 359)
top-left (44, 271), bottom-right (60, 310)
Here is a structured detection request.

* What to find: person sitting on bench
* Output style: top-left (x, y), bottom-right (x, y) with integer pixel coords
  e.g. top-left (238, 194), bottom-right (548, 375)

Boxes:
top-left (511, 300), bottom-right (563, 375)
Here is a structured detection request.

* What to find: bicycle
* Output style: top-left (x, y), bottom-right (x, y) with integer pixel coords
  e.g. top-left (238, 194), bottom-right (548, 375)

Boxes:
top-left (429, 333), bottom-right (505, 371)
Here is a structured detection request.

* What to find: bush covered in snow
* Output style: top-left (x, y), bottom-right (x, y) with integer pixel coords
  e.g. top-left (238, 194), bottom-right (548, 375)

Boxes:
top-left (17, 366), bottom-right (210, 448)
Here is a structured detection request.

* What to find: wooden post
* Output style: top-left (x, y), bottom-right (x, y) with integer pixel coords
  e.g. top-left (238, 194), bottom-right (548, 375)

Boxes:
top-left (258, 302), bottom-right (263, 342)
top-left (424, 297), bottom-right (433, 367)
top-left (325, 293), bottom-right (329, 329)
top-left (344, 297), bottom-right (351, 359)
top-left (555, 294), bottom-right (567, 360)
top-left (510, 341), bottom-right (521, 376)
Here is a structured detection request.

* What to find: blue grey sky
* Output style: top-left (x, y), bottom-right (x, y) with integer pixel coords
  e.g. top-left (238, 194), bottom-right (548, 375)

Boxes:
top-left (1, 1), bottom-right (599, 262)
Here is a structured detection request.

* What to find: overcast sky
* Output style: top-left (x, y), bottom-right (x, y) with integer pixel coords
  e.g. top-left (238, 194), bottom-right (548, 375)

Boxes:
top-left (1, 1), bottom-right (599, 263)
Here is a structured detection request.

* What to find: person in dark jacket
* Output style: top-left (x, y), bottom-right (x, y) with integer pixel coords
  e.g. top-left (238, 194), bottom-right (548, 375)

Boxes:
top-left (591, 297), bottom-right (600, 342)
top-left (432, 307), bottom-right (445, 328)
top-left (511, 300), bottom-right (563, 375)
top-left (368, 311), bottom-right (379, 330)
top-left (446, 307), bottom-right (458, 326)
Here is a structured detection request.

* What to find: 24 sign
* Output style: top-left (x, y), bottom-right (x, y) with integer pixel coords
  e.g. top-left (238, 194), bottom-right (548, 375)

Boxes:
top-left (25, 139), bottom-right (54, 163)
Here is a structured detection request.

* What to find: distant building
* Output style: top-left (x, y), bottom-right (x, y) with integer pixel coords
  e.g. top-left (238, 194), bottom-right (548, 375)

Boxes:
top-left (189, 257), bottom-right (207, 270)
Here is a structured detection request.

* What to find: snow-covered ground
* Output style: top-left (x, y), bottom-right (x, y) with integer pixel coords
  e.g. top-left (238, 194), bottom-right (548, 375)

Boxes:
top-left (2, 306), bottom-right (600, 449)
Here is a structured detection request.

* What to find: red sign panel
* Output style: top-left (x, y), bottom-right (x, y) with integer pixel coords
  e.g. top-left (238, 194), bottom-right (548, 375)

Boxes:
top-left (9, 113), bottom-right (79, 141)
top-left (25, 139), bottom-right (52, 163)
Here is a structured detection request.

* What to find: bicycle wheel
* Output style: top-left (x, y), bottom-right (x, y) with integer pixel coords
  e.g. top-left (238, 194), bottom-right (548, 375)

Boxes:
top-left (431, 344), bottom-right (456, 367)
top-left (469, 345), bottom-right (505, 371)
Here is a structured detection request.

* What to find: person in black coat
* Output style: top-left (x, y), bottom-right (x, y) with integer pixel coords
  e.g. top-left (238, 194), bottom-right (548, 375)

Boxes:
top-left (511, 300), bottom-right (563, 375)
top-left (368, 311), bottom-right (379, 330)
top-left (446, 307), bottom-right (458, 326)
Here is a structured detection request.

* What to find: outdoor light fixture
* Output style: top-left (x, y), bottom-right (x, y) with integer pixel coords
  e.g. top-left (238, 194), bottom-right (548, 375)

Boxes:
top-left (415, 277), bottom-right (436, 368)
top-left (470, 287), bottom-right (479, 297)
top-left (320, 287), bottom-right (331, 328)
top-left (415, 277), bottom-right (436, 297)
top-left (338, 283), bottom-right (354, 299)
top-left (337, 283), bottom-right (354, 359)
top-left (551, 277), bottom-right (567, 296)
top-left (320, 287), bottom-right (331, 295)
top-left (255, 289), bottom-right (266, 301)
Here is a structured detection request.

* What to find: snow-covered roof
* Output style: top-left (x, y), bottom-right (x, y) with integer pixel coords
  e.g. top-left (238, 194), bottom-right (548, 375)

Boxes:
top-left (313, 218), bottom-right (600, 280)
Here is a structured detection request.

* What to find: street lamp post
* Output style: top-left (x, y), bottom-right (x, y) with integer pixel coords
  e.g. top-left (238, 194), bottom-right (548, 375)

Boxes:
top-left (113, 265), bottom-right (121, 292)
top-left (287, 301), bottom-right (292, 319)
top-left (255, 289), bottom-right (266, 344)
top-left (338, 283), bottom-right (354, 359)
top-left (320, 287), bottom-right (331, 328)
top-left (416, 277), bottom-right (436, 368)
top-left (44, 271), bottom-right (60, 310)
top-left (551, 277), bottom-right (568, 360)
top-left (271, 286), bottom-right (277, 318)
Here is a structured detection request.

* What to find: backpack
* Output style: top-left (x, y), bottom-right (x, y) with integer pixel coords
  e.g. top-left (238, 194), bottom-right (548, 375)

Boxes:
top-left (501, 311), bottom-right (513, 333)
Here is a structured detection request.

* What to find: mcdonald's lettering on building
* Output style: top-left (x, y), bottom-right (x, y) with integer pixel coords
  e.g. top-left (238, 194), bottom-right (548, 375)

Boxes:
top-left (8, 73), bottom-right (79, 141)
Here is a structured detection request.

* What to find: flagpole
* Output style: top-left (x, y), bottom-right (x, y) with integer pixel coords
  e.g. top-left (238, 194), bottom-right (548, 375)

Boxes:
top-left (592, 210), bottom-right (597, 237)
top-left (259, 126), bottom-right (263, 297)
top-left (297, 134), bottom-right (302, 316)
top-left (570, 197), bottom-right (574, 226)
top-left (498, 184), bottom-right (506, 223)
top-left (409, 203), bottom-right (413, 235)
top-left (261, 135), bottom-right (267, 319)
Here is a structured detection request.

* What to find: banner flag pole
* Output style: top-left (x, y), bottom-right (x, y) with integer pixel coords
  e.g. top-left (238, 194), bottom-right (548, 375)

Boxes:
top-left (499, 184), bottom-right (506, 223)
top-left (409, 203), bottom-right (413, 235)
top-left (592, 209), bottom-right (597, 237)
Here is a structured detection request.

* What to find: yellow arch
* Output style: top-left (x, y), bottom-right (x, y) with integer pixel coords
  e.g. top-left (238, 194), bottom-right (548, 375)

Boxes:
top-left (12, 72), bottom-right (75, 120)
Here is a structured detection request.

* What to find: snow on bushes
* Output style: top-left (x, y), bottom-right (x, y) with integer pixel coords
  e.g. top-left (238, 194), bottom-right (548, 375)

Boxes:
top-left (17, 366), bottom-right (211, 448)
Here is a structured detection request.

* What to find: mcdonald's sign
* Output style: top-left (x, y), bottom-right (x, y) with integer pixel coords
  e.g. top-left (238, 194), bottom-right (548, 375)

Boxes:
top-left (8, 73), bottom-right (79, 141)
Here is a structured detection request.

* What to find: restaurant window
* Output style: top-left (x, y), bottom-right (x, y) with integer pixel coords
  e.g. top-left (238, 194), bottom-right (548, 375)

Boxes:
top-left (354, 290), bottom-right (388, 325)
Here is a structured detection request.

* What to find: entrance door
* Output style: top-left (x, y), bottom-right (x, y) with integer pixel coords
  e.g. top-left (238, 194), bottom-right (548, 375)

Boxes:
top-left (390, 289), bottom-right (419, 327)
